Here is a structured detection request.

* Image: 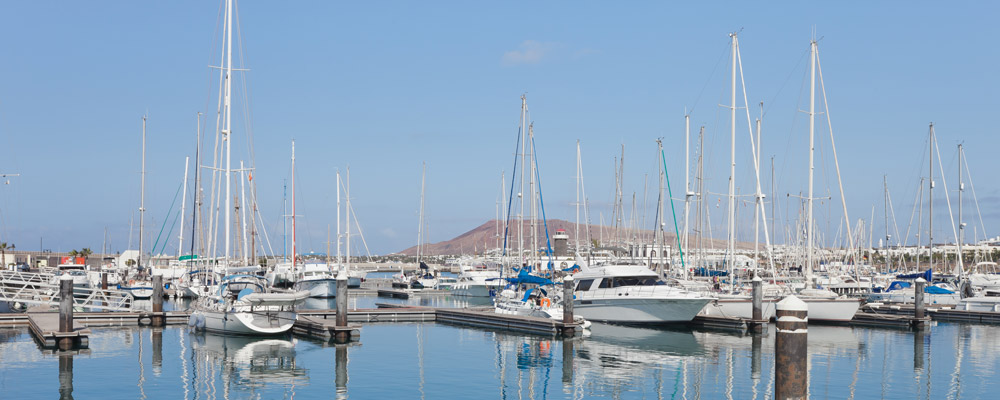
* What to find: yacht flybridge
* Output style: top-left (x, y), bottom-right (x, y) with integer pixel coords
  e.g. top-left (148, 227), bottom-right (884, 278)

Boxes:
top-left (572, 263), bottom-right (712, 323)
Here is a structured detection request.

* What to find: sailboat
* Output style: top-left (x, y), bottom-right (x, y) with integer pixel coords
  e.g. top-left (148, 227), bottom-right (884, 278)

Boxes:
top-left (188, 0), bottom-right (307, 335)
top-left (119, 115), bottom-right (154, 300)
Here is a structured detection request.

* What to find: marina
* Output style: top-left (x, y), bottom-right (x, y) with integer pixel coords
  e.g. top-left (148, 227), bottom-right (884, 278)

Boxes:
top-left (1, 0), bottom-right (999, 398)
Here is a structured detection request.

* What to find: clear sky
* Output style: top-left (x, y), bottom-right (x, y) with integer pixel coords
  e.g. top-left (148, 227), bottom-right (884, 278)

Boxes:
top-left (0, 1), bottom-right (996, 256)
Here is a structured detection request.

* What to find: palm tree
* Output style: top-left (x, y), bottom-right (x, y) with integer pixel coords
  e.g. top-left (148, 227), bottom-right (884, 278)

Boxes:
top-left (79, 248), bottom-right (93, 266)
top-left (0, 242), bottom-right (13, 268)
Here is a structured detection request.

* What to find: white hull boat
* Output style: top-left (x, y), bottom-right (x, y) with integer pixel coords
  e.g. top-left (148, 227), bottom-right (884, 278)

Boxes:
top-left (572, 264), bottom-right (712, 323)
top-left (292, 278), bottom-right (338, 298)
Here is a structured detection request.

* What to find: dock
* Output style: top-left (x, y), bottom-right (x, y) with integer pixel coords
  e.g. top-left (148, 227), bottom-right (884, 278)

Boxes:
top-left (375, 288), bottom-right (450, 299)
top-left (27, 312), bottom-right (91, 350)
top-left (863, 303), bottom-right (1000, 324)
top-left (850, 312), bottom-right (931, 329)
top-left (292, 316), bottom-right (361, 342)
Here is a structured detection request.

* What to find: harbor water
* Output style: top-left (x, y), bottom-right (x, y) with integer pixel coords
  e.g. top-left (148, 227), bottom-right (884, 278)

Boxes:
top-left (2, 297), bottom-right (999, 399)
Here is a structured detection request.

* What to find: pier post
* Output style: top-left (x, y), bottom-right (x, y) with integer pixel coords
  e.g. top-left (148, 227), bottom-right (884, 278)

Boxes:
top-left (58, 276), bottom-right (74, 350)
top-left (562, 275), bottom-right (575, 337)
top-left (913, 278), bottom-right (926, 321)
top-left (101, 272), bottom-right (108, 291)
top-left (751, 275), bottom-right (763, 333)
top-left (775, 295), bottom-right (808, 400)
top-left (335, 273), bottom-right (349, 340)
top-left (151, 274), bottom-right (165, 327)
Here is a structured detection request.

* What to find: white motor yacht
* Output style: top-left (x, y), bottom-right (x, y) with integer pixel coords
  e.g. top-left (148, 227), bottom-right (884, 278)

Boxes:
top-left (291, 263), bottom-right (338, 298)
top-left (572, 264), bottom-right (712, 323)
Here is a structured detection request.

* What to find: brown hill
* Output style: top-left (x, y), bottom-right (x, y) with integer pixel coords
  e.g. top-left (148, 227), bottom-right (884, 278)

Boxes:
top-left (395, 219), bottom-right (735, 256)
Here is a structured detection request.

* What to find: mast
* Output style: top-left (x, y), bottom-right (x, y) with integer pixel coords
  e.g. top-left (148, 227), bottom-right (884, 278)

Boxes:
top-left (518, 95), bottom-right (526, 266)
top-left (575, 141), bottom-right (581, 254)
top-left (282, 180), bottom-right (287, 261)
top-left (884, 175), bottom-right (890, 271)
top-left (191, 112), bottom-right (202, 256)
top-left (683, 113), bottom-right (692, 272)
top-left (240, 160), bottom-right (249, 264)
top-left (416, 163), bottom-right (426, 264)
top-left (336, 171), bottom-right (342, 266)
top-left (806, 38), bottom-right (817, 283)
top-left (291, 140), bottom-right (296, 273)
top-left (727, 32), bottom-right (737, 280)
top-left (753, 115), bottom-right (761, 275)
top-left (223, 0), bottom-right (234, 265)
top-left (178, 157), bottom-right (190, 257)
top-left (957, 144), bottom-right (964, 276)
top-left (139, 115), bottom-right (146, 272)
top-left (529, 122), bottom-right (536, 268)
top-left (345, 167), bottom-right (351, 274)
top-left (928, 123), bottom-right (934, 270)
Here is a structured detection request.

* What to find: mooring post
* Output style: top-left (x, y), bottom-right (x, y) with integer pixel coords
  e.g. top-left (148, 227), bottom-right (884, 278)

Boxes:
top-left (151, 275), bottom-right (165, 326)
top-left (775, 295), bottom-right (808, 400)
top-left (914, 278), bottom-right (926, 319)
top-left (751, 275), bottom-right (763, 333)
top-left (336, 273), bottom-right (349, 338)
top-left (562, 275), bottom-right (575, 336)
top-left (58, 275), bottom-right (74, 350)
top-left (101, 272), bottom-right (108, 291)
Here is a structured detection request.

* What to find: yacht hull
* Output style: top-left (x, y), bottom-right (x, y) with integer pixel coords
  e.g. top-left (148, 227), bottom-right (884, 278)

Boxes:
top-left (574, 297), bottom-right (711, 323)
top-left (292, 279), bottom-right (338, 298)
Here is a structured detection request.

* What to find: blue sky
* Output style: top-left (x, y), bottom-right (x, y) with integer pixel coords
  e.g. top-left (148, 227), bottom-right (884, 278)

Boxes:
top-left (0, 1), bottom-right (996, 256)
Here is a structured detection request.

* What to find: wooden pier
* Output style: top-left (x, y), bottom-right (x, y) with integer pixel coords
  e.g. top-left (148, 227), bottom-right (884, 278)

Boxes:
top-left (27, 312), bottom-right (91, 350)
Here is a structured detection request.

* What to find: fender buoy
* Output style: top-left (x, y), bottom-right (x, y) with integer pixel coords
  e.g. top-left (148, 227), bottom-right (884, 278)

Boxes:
top-left (129, 280), bottom-right (135, 286)
top-left (541, 298), bottom-right (551, 308)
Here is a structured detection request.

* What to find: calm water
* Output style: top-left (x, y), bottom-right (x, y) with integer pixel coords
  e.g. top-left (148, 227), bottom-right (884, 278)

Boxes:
top-left (2, 298), bottom-right (999, 399)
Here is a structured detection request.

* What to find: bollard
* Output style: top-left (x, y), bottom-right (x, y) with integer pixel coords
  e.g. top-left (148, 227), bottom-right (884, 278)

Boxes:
top-left (336, 273), bottom-right (348, 329)
top-left (101, 272), bottom-right (108, 291)
top-left (152, 275), bottom-right (165, 326)
top-left (751, 275), bottom-right (763, 333)
top-left (562, 275), bottom-right (575, 337)
top-left (775, 295), bottom-right (808, 400)
top-left (58, 276), bottom-right (75, 350)
top-left (58, 353), bottom-right (74, 400)
top-left (914, 278), bottom-right (926, 321)
top-left (335, 345), bottom-right (349, 396)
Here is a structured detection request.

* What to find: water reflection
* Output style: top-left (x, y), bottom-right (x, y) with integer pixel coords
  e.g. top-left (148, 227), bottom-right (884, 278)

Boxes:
top-left (189, 333), bottom-right (306, 395)
top-left (59, 353), bottom-right (73, 400)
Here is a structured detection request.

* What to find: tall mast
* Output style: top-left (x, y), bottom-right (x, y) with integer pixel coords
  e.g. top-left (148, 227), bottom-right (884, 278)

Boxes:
top-left (884, 175), bottom-right (890, 271)
top-left (727, 32), bottom-right (737, 278)
top-left (806, 39), bottom-right (817, 282)
top-left (240, 160), bottom-right (249, 264)
top-left (291, 140), bottom-right (296, 273)
top-left (139, 115), bottom-right (146, 271)
top-left (191, 112), bottom-right (202, 256)
top-left (529, 122), bottom-right (536, 268)
top-left (683, 113), bottom-right (692, 271)
top-left (753, 115), bottom-right (761, 275)
top-left (336, 170), bottom-right (342, 266)
top-left (575, 141), bottom-right (581, 253)
top-left (346, 167), bottom-right (351, 274)
top-left (957, 144), bottom-right (964, 276)
top-left (928, 123), bottom-right (934, 269)
top-left (518, 95), bottom-right (526, 266)
top-left (179, 157), bottom-right (190, 257)
top-left (282, 180), bottom-right (287, 261)
top-left (223, 0), bottom-right (234, 265)
top-left (416, 163), bottom-right (426, 264)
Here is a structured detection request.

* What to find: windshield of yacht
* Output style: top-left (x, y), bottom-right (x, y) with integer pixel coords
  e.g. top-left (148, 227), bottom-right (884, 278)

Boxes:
top-left (608, 276), bottom-right (660, 287)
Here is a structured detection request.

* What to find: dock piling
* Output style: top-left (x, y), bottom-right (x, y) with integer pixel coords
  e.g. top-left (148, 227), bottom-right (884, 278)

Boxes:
top-left (335, 274), bottom-right (349, 340)
top-left (751, 275), bottom-right (763, 333)
top-left (914, 278), bottom-right (926, 320)
top-left (562, 275), bottom-right (575, 337)
top-left (101, 273), bottom-right (108, 291)
top-left (151, 275), bottom-right (165, 326)
top-left (58, 276), bottom-right (74, 350)
top-left (775, 295), bottom-right (808, 400)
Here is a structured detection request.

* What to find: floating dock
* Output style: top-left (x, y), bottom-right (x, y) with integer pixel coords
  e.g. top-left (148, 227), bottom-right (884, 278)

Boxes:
top-left (26, 312), bottom-right (91, 350)
top-left (863, 303), bottom-right (1000, 324)
top-left (292, 316), bottom-right (361, 341)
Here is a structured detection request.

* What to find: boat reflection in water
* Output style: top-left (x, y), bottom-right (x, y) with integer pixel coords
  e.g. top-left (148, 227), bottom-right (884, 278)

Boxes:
top-left (189, 333), bottom-right (308, 395)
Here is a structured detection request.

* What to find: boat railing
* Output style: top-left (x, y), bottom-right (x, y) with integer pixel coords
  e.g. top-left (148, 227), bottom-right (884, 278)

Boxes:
top-left (576, 284), bottom-right (668, 300)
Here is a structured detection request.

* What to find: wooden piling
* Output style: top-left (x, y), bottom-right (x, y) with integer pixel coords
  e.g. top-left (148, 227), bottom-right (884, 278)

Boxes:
top-left (101, 273), bottom-right (108, 291)
top-left (335, 274), bottom-right (349, 341)
top-left (775, 295), bottom-right (808, 400)
top-left (751, 275), bottom-right (763, 333)
top-left (151, 275), bottom-right (165, 326)
top-left (58, 277), bottom-right (74, 350)
top-left (562, 275), bottom-right (575, 337)
top-left (914, 278), bottom-right (926, 320)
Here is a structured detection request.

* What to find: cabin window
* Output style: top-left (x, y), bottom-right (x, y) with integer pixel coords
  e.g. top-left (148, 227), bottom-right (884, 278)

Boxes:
top-left (576, 279), bottom-right (594, 291)
top-left (613, 276), bottom-right (659, 286)
top-left (598, 278), bottom-right (613, 289)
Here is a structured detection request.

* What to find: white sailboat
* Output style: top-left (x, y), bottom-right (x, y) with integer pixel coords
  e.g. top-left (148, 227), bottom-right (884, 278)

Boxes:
top-left (188, 0), bottom-right (306, 335)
